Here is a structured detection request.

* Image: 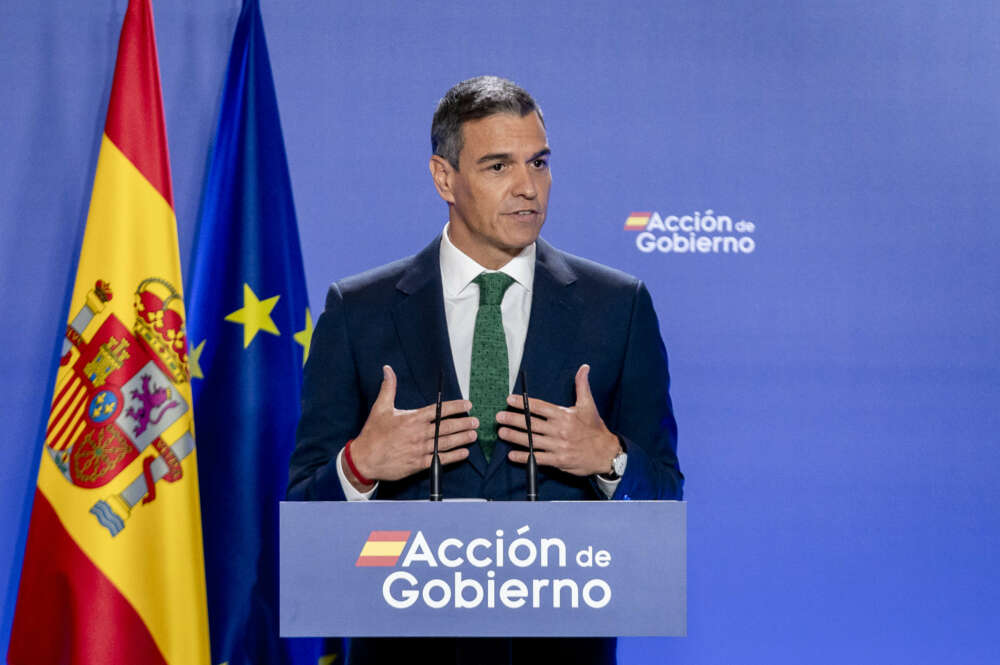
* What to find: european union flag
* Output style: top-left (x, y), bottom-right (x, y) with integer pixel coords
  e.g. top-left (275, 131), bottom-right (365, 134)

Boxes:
top-left (186, 1), bottom-right (340, 663)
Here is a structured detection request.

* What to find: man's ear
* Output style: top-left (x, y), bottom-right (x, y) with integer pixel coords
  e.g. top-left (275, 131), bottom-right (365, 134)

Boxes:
top-left (429, 155), bottom-right (456, 204)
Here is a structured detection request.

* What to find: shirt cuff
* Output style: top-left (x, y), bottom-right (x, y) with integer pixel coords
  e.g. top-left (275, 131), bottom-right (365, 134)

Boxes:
top-left (336, 447), bottom-right (377, 501)
top-left (594, 473), bottom-right (622, 498)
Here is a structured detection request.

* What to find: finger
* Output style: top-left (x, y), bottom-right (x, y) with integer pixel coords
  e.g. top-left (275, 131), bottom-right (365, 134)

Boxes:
top-left (507, 449), bottom-right (559, 467)
top-left (435, 448), bottom-right (471, 467)
top-left (498, 427), bottom-right (558, 451)
top-left (574, 364), bottom-right (594, 408)
top-left (505, 393), bottom-right (560, 418)
top-left (498, 427), bottom-right (531, 447)
top-left (434, 429), bottom-right (478, 452)
top-left (374, 365), bottom-right (397, 408)
top-left (416, 398), bottom-right (473, 422)
top-left (423, 416), bottom-right (478, 440)
top-left (495, 410), bottom-right (557, 436)
top-left (441, 398), bottom-right (473, 417)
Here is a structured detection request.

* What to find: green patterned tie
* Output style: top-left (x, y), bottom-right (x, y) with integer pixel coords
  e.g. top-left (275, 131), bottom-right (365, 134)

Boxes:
top-left (469, 272), bottom-right (515, 462)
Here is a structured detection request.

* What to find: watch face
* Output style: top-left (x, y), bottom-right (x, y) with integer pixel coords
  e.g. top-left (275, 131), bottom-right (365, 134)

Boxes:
top-left (612, 452), bottom-right (627, 477)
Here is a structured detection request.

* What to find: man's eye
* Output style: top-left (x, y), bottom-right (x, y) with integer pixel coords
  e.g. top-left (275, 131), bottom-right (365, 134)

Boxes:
top-left (533, 159), bottom-right (549, 169)
top-left (490, 163), bottom-right (505, 172)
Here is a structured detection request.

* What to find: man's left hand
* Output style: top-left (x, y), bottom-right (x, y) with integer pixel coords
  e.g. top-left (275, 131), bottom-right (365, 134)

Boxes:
top-left (497, 364), bottom-right (620, 477)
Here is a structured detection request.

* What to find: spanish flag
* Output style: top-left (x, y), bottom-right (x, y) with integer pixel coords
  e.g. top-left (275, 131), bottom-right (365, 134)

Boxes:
top-left (624, 212), bottom-right (652, 231)
top-left (7, 1), bottom-right (210, 664)
top-left (356, 531), bottom-right (412, 567)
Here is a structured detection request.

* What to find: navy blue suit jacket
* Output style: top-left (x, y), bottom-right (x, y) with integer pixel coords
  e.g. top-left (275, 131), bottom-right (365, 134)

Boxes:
top-left (289, 235), bottom-right (682, 503)
top-left (288, 235), bottom-right (682, 664)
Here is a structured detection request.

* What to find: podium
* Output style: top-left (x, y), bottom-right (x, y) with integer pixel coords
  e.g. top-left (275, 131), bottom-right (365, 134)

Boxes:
top-left (280, 500), bottom-right (685, 637)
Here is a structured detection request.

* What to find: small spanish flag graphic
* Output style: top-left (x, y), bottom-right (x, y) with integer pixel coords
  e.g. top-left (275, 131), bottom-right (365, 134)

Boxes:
top-left (624, 212), bottom-right (651, 231)
top-left (356, 530), bottom-right (411, 567)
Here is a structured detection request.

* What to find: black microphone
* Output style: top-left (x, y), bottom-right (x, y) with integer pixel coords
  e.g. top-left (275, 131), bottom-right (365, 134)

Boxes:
top-left (520, 370), bottom-right (538, 501)
top-left (429, 369), bottom-right (443, 501)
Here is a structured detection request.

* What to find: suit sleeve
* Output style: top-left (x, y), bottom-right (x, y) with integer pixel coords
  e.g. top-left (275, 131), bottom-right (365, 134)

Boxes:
top-left (608, 281), bottom-right (684, 500)
top-left (287, 283), bottom-right (364, 501)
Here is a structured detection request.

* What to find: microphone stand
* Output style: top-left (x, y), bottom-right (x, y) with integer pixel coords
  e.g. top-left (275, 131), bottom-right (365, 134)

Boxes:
top-left (430, 370), bottom-right (443, 501)
top-left (521, 370), bottom-right (538, 501)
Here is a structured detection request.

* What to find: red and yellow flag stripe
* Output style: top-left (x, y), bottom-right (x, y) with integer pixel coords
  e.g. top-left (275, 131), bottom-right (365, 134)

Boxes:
top-left (8, 2), bottom-right (210, 664)
top-left (624, 211), bottom-right (652, 231)
top-left (356, 530), bottom-right (412, 567)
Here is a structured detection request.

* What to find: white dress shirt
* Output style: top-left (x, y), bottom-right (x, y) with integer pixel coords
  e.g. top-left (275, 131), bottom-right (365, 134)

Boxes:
top-left (338, 224), bottom-right (619, 499)
top-left (439, 223), bottom-right (535, 397)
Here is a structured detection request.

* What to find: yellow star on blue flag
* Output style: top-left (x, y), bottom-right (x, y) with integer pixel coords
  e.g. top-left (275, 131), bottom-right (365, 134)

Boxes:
top-left (224, 283), bottom-right (281, 348)
top-left (189, 339), bottom-right (206, 379)
top-left (293, 307), bottom-right (313, 365)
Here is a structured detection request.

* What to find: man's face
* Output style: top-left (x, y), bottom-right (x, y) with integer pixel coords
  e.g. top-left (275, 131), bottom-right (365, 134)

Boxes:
top-left (432, 112), bottom-right (551, 269)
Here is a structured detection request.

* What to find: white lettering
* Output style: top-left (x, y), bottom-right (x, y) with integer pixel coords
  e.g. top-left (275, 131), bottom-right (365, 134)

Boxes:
top-left (540, 538), bottom-right (567, 567)
top-left (380, 528), bottom-right (619, 611)
top-left (636, 232), bottom-right (656, 252)
top-left (422, 578), bottom-right (451, 609)
top-left (383, 571), bottom-right (419, 608)
top-left (508, 525), bottom-right (537, 568)
top-left (699, 210), bottom-right (716, 232)
top-left (583, 579), bottom-right (612, 608)
top-left (646, 212), bottom-right (666, 232)
top-left (553, 579), bottom-right (579, 608)
top-left (400, 531), bottom-right (437, 567)
top-left (532, 578), bottom-right (550, 608)
top-left (467, 537), bottom-right (492, 567)
top-left (454, 571), bottom-right (483, 608)
top-left (438, 537), bottom-right (463, 567)
top-left (382, 572), bottom-right (614, 610)
top-left (500, 578), bottom-right (528, 608)
top-left (487, 570), bottom-right (496, 608)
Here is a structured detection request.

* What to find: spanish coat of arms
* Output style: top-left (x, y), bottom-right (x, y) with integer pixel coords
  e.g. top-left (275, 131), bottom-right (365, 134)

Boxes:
top-left (46, 278), bottom-right (195, 536)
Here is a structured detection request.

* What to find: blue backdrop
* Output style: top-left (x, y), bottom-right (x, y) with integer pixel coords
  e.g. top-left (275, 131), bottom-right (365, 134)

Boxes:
top-left (2, 1), bottom-right (998, 663)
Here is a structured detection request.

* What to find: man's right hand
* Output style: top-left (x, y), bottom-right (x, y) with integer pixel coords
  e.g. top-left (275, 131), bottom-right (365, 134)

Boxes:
top-left (342, 365), bottom-right (478, 492)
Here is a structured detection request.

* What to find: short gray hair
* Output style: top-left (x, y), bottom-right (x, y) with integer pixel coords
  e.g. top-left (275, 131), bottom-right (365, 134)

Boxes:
top-left (431, 76), bottom-right (543, 170)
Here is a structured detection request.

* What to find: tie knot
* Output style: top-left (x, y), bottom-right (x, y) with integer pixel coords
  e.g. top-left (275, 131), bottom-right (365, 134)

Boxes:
top-left (473, 272), bottom-right (515, 306)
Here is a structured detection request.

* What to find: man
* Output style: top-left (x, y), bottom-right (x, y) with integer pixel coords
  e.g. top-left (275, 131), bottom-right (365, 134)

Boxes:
top-left (289, 76), bottom-right (682, 664)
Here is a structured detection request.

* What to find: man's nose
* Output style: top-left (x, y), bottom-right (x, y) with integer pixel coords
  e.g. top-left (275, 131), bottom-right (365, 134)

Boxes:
top-left (511, 165), bottom-right (538, 199)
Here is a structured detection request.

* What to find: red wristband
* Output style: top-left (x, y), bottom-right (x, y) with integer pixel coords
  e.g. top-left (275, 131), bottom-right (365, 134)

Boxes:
top-left (343, 439), bottom-right (374, 487)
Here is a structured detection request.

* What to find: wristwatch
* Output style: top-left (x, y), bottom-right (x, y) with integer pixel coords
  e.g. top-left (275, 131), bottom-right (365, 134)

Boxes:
top-left (600, 446), bottom-right (628, 481)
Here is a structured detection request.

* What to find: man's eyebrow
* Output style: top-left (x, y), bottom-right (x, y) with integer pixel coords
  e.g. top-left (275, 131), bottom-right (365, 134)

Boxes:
top-left (476, 152), bottom-right (512, 164)
top-left (475, 148), bottom-right (552, 165)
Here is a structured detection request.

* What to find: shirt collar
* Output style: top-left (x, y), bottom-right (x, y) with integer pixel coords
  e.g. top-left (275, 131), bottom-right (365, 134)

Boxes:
top-left (439, 223), bottom-right (536, 297)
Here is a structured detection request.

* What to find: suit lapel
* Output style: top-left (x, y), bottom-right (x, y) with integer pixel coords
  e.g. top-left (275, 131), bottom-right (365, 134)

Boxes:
top-left (392, 236), bottom-right (487, 476)
top-left (484, 238), bottom-right (581, 482)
